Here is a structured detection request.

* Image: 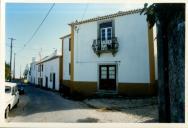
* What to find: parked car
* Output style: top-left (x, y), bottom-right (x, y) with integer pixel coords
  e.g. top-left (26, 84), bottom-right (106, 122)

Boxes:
top-left (5, 82), bottom-right (19, 119)
top-left (17, 84), bottom-right (25, 94)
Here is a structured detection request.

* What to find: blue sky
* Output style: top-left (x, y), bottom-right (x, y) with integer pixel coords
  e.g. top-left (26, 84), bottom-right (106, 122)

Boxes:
top-left (5, 3), bottom-right (144, 78)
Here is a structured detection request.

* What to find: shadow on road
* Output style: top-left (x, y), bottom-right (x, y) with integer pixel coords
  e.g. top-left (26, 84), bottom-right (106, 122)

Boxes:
top-left (77, 117), bottom-right (99, 123)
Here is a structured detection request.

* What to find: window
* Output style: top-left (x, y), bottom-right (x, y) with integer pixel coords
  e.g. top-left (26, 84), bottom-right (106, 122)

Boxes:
top-left (101, 67), bottom-right (107, 79)
top-left (99, 21), bottom-right (112, 40)
top-left (101, 29), bottom-right (106, 40)
top-left (15, 86), bottom-right (18, 92)
top-left (69, 38), bottom-right (71, 51)
top-left (100, 27), bottom-right (112, 41)
top-left (50, 73), bottom-right (52, 82)
top-left (107, 28), bottom-right (112, 40)
top-left (41, 64), bottom-right (43, 72)
top-left (5, 86), bottom-right (11, 93)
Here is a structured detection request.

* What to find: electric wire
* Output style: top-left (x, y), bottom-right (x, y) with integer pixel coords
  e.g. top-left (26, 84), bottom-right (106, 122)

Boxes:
top-left (16, 3), bottom-right (55, 54)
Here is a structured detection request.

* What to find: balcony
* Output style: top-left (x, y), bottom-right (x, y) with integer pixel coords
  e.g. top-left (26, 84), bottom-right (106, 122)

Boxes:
top-left (92, 37), bottom-right (119, 57)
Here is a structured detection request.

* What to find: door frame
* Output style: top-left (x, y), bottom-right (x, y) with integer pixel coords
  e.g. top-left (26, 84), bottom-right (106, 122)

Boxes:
top-left (97, 63), bottom-right (118, 93)
top-left (53, 73), bottom-right (55, 90)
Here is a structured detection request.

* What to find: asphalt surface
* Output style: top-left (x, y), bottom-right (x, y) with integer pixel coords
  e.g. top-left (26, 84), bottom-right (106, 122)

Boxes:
top-left (7, 84), bottom-right (158, 123)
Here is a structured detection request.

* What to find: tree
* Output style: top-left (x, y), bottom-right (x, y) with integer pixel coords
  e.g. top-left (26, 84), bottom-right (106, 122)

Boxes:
top-left (5, 63), bottom-right (11, 81)
top-left (23, 64), bottom-right (29, 79)
top-left (141, 3), bottom-right (185, 122)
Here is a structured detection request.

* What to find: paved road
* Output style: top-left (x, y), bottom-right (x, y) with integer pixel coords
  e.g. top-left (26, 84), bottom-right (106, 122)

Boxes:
top-left (8, 85), bottom-right (158, 122)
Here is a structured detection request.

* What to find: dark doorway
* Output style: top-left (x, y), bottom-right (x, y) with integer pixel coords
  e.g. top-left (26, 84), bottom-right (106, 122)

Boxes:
top-left (45, 77), bottom-right (48, 88)
top-left (53, 73), bottom-right (55, 90)
top-left (99, 65), bottom-right (116, 91)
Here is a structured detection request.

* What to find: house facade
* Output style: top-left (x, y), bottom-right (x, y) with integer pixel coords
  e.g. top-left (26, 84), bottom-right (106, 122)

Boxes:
top-left (29, 52), bottom-right (62, 91)
top-left (61, 9), bottom-right (158, 97)
top-left (29, 57), bottom-right (38, 85)
top-left (60, 34), bottom-right (71, 82)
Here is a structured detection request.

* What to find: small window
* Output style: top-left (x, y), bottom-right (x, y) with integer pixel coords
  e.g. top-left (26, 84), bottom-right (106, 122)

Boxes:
top-left (5, 86), bottom-right (11, 93)
top-left (50, 73), bottom-right (52, 82)
top-left (15, 86), bottom-right (18, 92)
top-left (69, 38), bottom-right (71, 51)
top-left (41, 64), bottom-right (43, 72)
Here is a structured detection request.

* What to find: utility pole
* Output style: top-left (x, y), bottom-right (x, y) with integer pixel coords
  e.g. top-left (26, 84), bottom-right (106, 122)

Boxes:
top-left (13, 53), bottom-right (16, 80)
top-left (8, 37), bottom-right (16, 82)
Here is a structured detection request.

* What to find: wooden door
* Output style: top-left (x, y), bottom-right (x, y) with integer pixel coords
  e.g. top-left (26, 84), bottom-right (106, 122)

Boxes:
top-left (99, 65), bottom-right (116, 91)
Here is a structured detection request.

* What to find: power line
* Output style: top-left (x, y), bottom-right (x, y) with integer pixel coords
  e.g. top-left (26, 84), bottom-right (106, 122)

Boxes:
top-left (81, 3), bottom-right (89, 21)
top-left (6, 44), bottom-right (55, 51)
top-left (17, 3), bottom-right (55, 54)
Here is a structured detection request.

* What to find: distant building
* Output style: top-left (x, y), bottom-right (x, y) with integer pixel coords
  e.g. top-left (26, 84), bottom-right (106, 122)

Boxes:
top-left (60, 9), bottom-right (158, 97)
top-left (60, 34), bottom-right (71, 89)
top-left (29, 51), bottom-right (62, 91)
top-left (29, 57), bottom-right (38, 85)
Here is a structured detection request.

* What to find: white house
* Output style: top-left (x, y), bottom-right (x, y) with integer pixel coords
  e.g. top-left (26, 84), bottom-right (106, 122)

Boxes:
top-left (29, 51), bottom-right (62, 91)
top-left (60, 34), bottom-right (71, 84)
top-left (60, 9), bottom-right (158, 97)
top-left (29, 57), bottom-right (38, 85)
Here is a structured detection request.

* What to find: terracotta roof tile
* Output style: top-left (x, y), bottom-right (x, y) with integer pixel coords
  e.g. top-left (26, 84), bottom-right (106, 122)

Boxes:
top-left (69, 8), bottom-right (142, 26)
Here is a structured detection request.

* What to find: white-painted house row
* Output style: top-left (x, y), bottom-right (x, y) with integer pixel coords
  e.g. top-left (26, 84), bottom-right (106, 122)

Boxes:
top-left (29, 51), bottom-right (62, 91)
top-left (60, 9), bottom-right (158, 97)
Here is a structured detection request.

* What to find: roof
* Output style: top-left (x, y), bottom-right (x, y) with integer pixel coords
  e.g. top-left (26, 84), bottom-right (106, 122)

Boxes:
top-left (60, 34), bottom-right (71, 39)
top-left (36, 55), bottom-right (62, 65)
top-left (68, 8), bottom-right (142, 26)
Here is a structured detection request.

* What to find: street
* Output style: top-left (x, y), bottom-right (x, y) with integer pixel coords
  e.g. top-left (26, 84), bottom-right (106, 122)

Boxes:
top-left (8, 85), bottom-right (158, 123)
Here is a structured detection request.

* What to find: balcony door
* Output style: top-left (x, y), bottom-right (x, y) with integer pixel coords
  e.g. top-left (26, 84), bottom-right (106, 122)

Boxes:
top-left (99, 65), bottom-right (116, 91)
top-left (100, 27), bottom-right (112, 41)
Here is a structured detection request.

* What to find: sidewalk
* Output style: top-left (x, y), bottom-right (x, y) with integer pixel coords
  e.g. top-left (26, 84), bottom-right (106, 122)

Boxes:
top-left (83, 97), bottom-right (158, 122)
top-left (84, 97), bottom-right (158, 110)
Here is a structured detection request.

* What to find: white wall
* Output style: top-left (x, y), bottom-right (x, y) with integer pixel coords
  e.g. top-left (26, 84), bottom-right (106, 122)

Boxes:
top-left (42, 58), bottom-right (60, 91)
top-left (73, 13), bottom-right (150, 83)
top-left (63, 36), bottom-right (71, 80)
top-left (29, 62), bottom-right (38, 85)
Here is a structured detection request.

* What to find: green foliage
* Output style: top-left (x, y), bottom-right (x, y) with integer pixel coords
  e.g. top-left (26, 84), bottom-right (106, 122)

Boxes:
top-left (140, 3), bottom-right (185, 28)
top-left (23, 64), bottom-right (29, 79)
top-left (5, 63), bottom-right (10, 80)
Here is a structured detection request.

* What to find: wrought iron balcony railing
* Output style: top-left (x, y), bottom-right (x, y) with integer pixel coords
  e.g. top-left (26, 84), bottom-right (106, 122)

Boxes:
top-left (92, 37), bottom-right (119, 56)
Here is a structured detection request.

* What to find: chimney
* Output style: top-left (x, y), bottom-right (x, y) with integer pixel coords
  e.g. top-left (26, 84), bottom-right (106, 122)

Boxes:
top-left (53, 49), bottom-right (57, 56)
top-left (32, 57), bottom-right (36, 62)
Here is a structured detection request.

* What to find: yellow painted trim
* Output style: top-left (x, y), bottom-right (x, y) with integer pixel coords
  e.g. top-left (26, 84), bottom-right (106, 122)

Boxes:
top-left (70, 25), bottom-right (74, 81)
top-left (62, 81), bottom-right (157, 97)
top-left (59, 54), bottom-right (63, 85)
top-left (61, 39), bottom-right (64, 82)
top-left (148, 23), bottom-right (155, 84)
